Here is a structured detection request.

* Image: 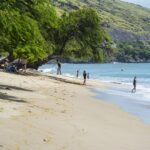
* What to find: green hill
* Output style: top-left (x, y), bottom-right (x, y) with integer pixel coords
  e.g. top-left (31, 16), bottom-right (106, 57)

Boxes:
top-left (52, 0), bottom-right (150, 62)
top-left (52, 0), bottom-right (150, 38)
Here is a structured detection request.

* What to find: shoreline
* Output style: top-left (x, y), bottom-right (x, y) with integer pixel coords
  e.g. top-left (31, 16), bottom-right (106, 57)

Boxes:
top-left (53, 72), bottom-right (150, 124)
top-left (92, 86), bottom-right (150, 125)
top-left (0, 71), bottom-right (150, 149)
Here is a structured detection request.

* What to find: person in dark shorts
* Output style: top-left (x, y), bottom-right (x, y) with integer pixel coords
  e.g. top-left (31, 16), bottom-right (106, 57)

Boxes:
top-left (57, 59), bottom-right (61, 75)
top-left (83, 70), bottom-right (87, 85)
top-left (132, 76), bottom-right (137, 93)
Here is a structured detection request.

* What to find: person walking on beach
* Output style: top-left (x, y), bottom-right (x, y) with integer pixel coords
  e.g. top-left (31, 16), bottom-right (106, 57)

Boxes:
top-left (76, 70), bottom-right (79, 78)
top-left (57, 59), bottom-right (61, 75)
top-left (132, 76), bottom-right (137, 93)
top-left (83, 70), bottom-right (87, 85)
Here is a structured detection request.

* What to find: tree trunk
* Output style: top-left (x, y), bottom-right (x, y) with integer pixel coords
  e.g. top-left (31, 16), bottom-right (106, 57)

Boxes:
top-left (27, 59), bottom-right (48, 70)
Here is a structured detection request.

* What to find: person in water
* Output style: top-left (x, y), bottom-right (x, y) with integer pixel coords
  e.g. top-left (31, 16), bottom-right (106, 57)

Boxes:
top-left (83, 70), bottom-right (87, 85)
top-left (132, 76), bottom-right (137, 93)
top-left (76, 70), bottom-right (79, 78)
top-left (57, 59), bottom-right (61, 75)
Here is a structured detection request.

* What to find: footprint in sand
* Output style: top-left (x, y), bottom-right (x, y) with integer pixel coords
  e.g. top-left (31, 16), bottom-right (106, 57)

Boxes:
top-left (28, 110), bottom-right (32, 113)
top-left (60, 110), bottom-right (67, 114)
top-left (57, 146), bottom-right (68, 150)
top-left (43, 136), bottom-right (52, 143)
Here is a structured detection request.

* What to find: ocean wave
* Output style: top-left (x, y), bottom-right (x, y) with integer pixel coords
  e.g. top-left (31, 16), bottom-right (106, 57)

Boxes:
top-left (38, 67), bottom-right (56, 73)
top-left (63, 73), bottom-right (75, 78)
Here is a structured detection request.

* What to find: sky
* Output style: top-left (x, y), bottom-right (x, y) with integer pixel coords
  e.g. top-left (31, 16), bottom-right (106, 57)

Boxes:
top-left (121, 0), bottom-right (150, 8)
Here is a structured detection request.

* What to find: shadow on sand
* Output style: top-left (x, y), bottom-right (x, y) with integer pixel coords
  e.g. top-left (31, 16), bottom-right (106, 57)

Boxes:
top-left (0, 92), bottom-right (27, 103)
top-left (0, 84), bottom-right (33, 92)
top-left (0, 84), bottom-right (32, 103)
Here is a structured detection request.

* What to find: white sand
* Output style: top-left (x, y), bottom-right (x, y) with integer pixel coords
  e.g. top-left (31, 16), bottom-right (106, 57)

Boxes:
top-left (0, 72), bottom-right (150, 150)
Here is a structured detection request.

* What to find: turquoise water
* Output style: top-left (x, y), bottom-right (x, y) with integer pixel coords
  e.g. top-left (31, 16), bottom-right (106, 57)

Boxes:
top-left (39, 63), bottom-right (150, 85)
top-left (39, 63), bottom-right (150, 124)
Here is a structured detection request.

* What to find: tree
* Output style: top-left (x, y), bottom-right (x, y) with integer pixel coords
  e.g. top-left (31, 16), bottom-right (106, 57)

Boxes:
top-left (0, 1), bottom-right (114, 68)
top-left (0, 9), bottom-right (48, 61)
top-left (54, 8), bottom-right (113, 62)
top-left (0, 0), bottom-right (58, 63)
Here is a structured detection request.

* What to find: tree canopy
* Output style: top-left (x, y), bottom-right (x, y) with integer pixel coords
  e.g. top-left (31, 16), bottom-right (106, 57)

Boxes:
top-left (54, 8), bottom-right (113, 62)
top-left (0, 0), bottom-right (113, 66)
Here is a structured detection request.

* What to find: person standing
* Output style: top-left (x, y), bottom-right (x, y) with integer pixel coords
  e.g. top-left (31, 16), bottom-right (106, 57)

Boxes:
top-left (76, 70), bottom-right (79, 78)
top-left (132, 76), bottom-right (137, 93)
top-left (83, 70), bottom-right (87, 85)
top-left (57, 59), bottom-right (61, 75)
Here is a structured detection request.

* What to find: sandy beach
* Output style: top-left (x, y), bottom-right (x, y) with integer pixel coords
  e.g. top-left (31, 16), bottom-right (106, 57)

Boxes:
top-left (0, 71), bottom-right (150, 150)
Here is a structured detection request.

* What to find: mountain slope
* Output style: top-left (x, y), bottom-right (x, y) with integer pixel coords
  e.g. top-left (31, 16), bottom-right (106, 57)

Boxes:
top-left (51, 0), bottom-right (150, 41)
top-left (51, 0), bottom-right (150, 62)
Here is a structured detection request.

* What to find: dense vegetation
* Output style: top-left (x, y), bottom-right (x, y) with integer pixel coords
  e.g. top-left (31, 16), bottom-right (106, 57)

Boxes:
top-left (1, 0), bottom-right (150, 64)
top-left (0, 0), bottom-right (114, 67)
top-left (52, 0), bottom-right (150, 62)
top-left (116, 42), bottom-right (150, 62)
top-left (0, 0), bottom-right (58, 63)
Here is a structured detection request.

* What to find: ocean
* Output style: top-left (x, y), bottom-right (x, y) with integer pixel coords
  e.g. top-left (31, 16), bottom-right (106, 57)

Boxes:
top-left (39, 63), bottom-right (150, 124)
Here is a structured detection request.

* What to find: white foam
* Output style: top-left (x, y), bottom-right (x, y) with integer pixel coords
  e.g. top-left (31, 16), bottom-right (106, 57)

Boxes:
top-left (136, 85), bottom-right (150, 101)
top-left (63, 73), bottom-right (75, 78)
top-left (94, 78), bottom-right (150, 104)
top-left (38, 67), bottom-right (56, 73)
